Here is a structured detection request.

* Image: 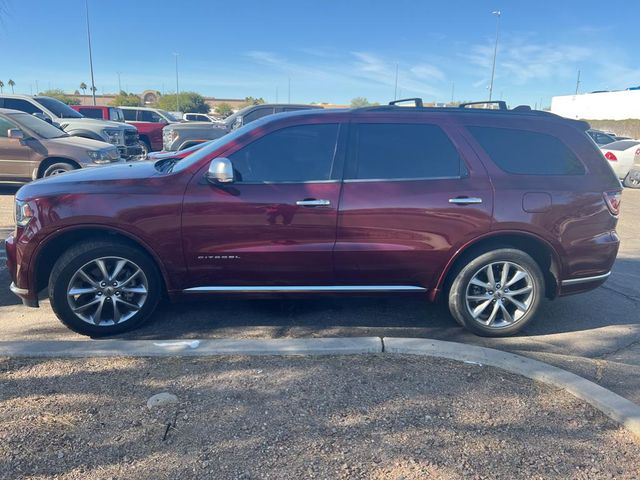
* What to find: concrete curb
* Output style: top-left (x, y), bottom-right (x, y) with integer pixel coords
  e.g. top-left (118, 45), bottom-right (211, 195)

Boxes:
top-left (0, 337), bottom-right (382, 357)
top-left (383, 337), bottom-right (640, 440)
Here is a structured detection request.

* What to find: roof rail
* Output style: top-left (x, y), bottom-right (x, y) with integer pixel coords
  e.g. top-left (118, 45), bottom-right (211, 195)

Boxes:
top-left (389, 98), bottom-right (424, 107)
top-left (459, 101), bottom-right (508, 110)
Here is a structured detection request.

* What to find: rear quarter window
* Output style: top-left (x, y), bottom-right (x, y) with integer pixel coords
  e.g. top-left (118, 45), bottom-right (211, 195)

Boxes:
top-left (467, 126), bottom-right (586, 175)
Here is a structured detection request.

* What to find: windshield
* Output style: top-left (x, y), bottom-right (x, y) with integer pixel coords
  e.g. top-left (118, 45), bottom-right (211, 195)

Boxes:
top-left (35, 97), bottom-right (83, 118)
top-left (171, 116), bottom-right (274, 173)
top-left (9, 112), bottom-right (67, 139)
top-left (223, 105), bottom-right (254, 127)
top-left (158, 110), bottom-right (179, 122)
top-left (604, 140), bottom-right (640, 151)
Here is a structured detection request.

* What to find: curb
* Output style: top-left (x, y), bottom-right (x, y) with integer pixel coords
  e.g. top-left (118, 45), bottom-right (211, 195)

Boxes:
top-left (383, 337), bottom-right (640, 440)
top-left (0, 337), bottom-right (382, 357)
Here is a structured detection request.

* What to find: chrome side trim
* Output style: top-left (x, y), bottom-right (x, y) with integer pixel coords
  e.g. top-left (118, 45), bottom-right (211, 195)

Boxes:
top-left (448, 197), bottom-right (483, 205)
top-left (10, 282), bottom-right (29, 296)
top-left (561, 271), bottom-right (611, 286)
top-left (296, 199), bottom-right (331, 207)
top-left (183, 285), bottom-right (427, 293)
top-left (343, 176), bottom-right (463, 183)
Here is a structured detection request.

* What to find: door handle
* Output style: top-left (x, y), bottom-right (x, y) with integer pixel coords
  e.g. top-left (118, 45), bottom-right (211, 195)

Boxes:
top-left (448, 196), bottom-right (483, 205)
top-left (296, 199), bottom-right (331, 207)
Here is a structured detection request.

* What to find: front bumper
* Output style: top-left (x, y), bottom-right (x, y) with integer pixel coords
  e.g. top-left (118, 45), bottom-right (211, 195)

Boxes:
top-left (118, 144), bottom-right (143, 159)
top-left (5, 234), bottom-right (39, 307)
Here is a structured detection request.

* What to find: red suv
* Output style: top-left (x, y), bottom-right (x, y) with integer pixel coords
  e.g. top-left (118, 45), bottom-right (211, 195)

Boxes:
top-left (6, 100), bottom-right (622, 337)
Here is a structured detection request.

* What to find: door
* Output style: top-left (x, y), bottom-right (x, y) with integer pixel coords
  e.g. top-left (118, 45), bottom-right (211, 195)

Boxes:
top-left (0, 115), bottom-right (31, 181)
top-left (181, 122), bottom-right (345, 287)
top-left (334, 120), bottom-right (494, 288)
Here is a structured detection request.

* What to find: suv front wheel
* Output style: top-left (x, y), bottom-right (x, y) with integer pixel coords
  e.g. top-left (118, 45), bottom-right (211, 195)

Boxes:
top-left (448, 248), bottom-right (544, 336)
top-left (49, 240), bottom-right (162, 337)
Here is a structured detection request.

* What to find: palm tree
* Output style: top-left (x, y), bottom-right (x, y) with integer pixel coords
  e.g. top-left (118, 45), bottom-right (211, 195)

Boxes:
top-left (0, 80), bottom-right (3, 93)
top-left (80, 82), bottom-right (87, 95)
top-left (8, 79), bottom-right (15, 93)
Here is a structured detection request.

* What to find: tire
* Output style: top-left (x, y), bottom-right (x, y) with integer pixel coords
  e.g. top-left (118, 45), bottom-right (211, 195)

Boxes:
top-left (448, 248), bottom-right (544, 337)
top-left (41, 161), bottom-right (75, 178)
top-left (48, 240), bottom-right (162, 337)
top-left (138, 139), bottom-right (151, 158)
top-left (623, 172), bottom-right (640, 189)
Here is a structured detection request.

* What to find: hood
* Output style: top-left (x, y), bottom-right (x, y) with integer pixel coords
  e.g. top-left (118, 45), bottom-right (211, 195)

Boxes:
top-left (16, 160), bottom-right (162, 200)
top-left (46, 135), bottom-right (115, 150)
top-left (166, 121), bottom-right (228, 131)
top-left (57, 117), bottom-right (132, 130)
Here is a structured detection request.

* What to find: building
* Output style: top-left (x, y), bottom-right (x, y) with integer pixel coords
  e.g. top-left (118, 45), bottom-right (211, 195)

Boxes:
top-left (551, 90), bottom-right (640, 120)
top-left (70, 90), bottom-right (248, 111)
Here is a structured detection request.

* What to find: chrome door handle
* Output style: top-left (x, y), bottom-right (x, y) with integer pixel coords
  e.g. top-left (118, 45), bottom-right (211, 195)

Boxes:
top-left (449, 197), bottom-right (483, 205)
top-left (296, 199), bottom-right (331, 207)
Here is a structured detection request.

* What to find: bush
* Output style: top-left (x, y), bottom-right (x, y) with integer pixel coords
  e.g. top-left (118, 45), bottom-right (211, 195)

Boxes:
top-left (39, 89), bottom-right (80, 105)
top-left (157, 92), bottom-right (209, 113)
top-left (111, 91), bottom-right (141, 107)
top-left (215, 103), bottom-right (233, 118)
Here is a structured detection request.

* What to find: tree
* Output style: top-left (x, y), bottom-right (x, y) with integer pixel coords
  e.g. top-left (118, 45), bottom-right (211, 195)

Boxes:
top-left (157, 91), bottom-right (209, 113)
top-left (38, 89), bottom-right (81, 105)
top-left (214, 102), bottom-right (233, 118)
top-left (0, 80), bottom-right (3, 93)
top-left (350, 97), bottom-right (379, 108)
top-left (8, 79), bottom-right (15, 94)
top-left (238, 96), bottom-right (266, 109)
top-left (80, 82), bottom-right (87, 95)
top-left (111, 90), bottom-right (141, 107)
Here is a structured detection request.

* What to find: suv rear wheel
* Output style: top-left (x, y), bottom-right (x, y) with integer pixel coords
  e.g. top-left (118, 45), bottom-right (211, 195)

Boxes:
top-left (448, 248), bottom-right (544, 336)
top-left (49, 240), bottom-right (161, 337)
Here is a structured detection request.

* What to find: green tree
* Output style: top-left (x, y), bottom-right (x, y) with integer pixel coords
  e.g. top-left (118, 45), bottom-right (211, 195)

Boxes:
top-left (238, 96), bottom-right (266, 109)
top-left (0, 80), bottom-right (3, 93)
top-left (39, 89), bottom-right (81, 105)
top-left (79, 82), bottom-right (87, 95)
top-left (350, 97), bottom-right (379, 108)
top-left (214, 102), bottom-right (233, 118)
top-left (157, 91), bottom-right (209, 113)
top-left (111, 90), bottom-right (141, 106)
top-left (8, 79), bottom-right (15, 94)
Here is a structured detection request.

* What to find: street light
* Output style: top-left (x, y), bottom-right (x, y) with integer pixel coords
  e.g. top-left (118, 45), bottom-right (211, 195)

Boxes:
top-left (488, 10), bottom-right (501, 102)
top-left (85, 0), bottom-right (97, 106)
top-left (173, 53), bottom-right (180, 112)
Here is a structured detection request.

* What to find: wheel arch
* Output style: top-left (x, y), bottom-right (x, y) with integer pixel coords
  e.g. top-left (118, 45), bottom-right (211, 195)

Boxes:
top-left (37, 157), bottom-right (81, 178)
top-left (434, 231), bottom-right (562, 301)
top-left (32, 226), bottom-right (170, 296)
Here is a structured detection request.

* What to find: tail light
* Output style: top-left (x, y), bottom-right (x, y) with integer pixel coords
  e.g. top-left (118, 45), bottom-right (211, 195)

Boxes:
top-left (604, 151), bottom-right (617, 161)
top-left (603, 191), bottom-right (622, 216)
top-left (635, 148), bottom-right (640, 157)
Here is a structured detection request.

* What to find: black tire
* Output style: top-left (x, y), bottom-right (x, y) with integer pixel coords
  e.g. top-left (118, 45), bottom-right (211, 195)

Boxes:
top-left (623, 172), bottom-right (640, 189)
top-left (49, 240), bottom-right (162, 337)
top-left (448, 248), bottom-right (544, 337)
top-left (41, 160), bottom-right (76, 178)
top-left (138, 139), bottom-right (151, 157)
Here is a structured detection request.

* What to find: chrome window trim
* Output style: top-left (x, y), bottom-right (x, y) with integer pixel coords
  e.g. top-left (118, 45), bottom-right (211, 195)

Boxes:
top-left (343, 176), bottom-right (463, 183)
top-left (234, 179), bottom-right (341, 185)
top-left (561, 272), bottom-right (611, 286)
top-left (184, 285), bottom-right (427, 293)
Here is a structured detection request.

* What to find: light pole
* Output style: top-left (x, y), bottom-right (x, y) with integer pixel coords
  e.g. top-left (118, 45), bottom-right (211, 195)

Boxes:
top-left (488, 10), bottom-right (501, 102)
top-left (85, 0), bottom-right (97, 105)
top-left (173, 53), bottom-right (180, 112)
top-left (117, 72), bottom-right (122, 92)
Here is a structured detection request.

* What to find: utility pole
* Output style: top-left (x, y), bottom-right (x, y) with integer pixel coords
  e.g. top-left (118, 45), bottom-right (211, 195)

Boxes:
top-left (488, 10), bottom-right (501, 102)
top-left (85, 0), bottom-right (97, 105)
top-left (173, 53), bottom-right (180, 112)
top-left (117, 72), bottom-right (122, 92)
top-left (575, 69), bottom-right (581, 95)
top-left (35, 80), bottom-right (39, 94)
top-left (394, 63), bottom-right (399, 100)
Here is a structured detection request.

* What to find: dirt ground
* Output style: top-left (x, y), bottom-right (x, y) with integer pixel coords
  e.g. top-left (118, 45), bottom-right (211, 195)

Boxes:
top-left (1, 354), bottom-right (638, 480)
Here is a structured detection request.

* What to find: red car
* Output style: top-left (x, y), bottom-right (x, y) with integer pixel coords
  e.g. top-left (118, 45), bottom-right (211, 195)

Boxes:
top-left (72, 105), bottom-right (164, 155)
top-left (6, 100), bottom-right (621, 337)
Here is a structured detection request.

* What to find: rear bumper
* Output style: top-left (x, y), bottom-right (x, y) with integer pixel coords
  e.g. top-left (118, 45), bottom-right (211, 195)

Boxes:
top-left (558, 271), bottom-right (611, 296)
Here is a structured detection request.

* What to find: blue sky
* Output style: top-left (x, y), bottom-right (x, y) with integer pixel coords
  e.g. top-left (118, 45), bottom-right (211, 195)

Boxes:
top-left (0, 0), bottom-right (638, 107)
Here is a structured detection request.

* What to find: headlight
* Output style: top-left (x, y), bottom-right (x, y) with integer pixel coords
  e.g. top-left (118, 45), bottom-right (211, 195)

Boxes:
top-left (102, 128), bottom-right (124, 145)
top-left (88, 148), bottom-right (120, 164)
top-left (15, 199), bottom-right (34, 228)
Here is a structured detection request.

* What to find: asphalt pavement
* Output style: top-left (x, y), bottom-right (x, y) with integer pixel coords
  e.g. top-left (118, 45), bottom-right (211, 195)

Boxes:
top-left (1, 186), bottom-right (639, 403)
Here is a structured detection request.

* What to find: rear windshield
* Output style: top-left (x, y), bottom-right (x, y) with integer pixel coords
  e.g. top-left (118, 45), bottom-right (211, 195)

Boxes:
top-left (603, 140), bottom-right (640, 151)
top-left (467, 126), bottom-right (586, 175)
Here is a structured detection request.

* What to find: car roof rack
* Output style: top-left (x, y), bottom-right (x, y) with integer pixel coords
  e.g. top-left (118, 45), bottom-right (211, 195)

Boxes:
top-left (458, 100), bottom-right (508, 110)
top-left (388, 98), bottom-right (424, 107)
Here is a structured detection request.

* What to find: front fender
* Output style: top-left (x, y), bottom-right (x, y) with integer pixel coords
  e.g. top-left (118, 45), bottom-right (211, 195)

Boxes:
top-left (64, 129), bottom-right (106, 142)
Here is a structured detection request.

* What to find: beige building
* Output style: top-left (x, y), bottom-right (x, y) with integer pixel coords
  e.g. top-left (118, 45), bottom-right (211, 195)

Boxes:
top-left (70, 90), bottom-right (248, 111)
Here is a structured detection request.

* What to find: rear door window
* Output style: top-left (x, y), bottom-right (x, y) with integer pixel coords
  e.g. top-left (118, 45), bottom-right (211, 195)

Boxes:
top-left (78, 108), bottom-right (103, 119)
top-left (467, 126), bottom-right (585, 175)
top-left (122, 109), bottom-right (138, 121)
top-left (348, 123), bottom-right (466, 180)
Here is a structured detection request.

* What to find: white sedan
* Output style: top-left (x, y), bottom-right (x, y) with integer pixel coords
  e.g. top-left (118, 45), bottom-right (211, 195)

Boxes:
top-left (599, 140), bottom-right (640, 185)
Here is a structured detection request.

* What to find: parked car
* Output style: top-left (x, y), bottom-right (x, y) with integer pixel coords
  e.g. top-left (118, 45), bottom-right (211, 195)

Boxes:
top-left (162, 103), bottom-right (322, 151)
top-left (587, 129), bottom-right (617, 146)
top-left (6, 101), bottom-right (621, 338)
top-left (71, 105), bottom-right (163, 156)
top-left (0, 95), bottom-right (141, 159)
top-left (625, 165), bottom-right (640, 188)
top-left (120, 106), bottom-right (180, 124)
top-left (599, 140), bottom-right (640, 183)
top-left (146, 140), bottom-right (212, 161)
top-left (0, 108), bottom-right (121, 183)
top-left (183, 113), bottom-right (221, 122)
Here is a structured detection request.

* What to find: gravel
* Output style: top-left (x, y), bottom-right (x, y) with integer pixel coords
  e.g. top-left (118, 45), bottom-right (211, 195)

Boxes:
top-left (1, 354), bottom-right (638, 479)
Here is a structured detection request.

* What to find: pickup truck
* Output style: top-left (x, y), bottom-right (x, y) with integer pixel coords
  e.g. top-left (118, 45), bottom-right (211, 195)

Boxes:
top-left (72, 105), bottom-right (165, 155)
top-left (0, 94), bottom-right (141, 159)
top-left (162, 103), bottom-right (321, 151)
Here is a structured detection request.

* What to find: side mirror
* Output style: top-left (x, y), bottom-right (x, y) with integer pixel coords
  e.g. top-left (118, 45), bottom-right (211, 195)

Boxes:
top-left (205, 157), bottom-right (234, 184)
top-left (232, 117), bottom-right (243, 130)
top-left (7, 128), bottom-right (24, 140)
top-left (32, 112), bottom-right (52, 124)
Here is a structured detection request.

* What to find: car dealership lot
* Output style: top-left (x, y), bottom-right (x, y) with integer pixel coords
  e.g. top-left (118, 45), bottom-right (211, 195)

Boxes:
top-left (1, 186), bottom-right (639, 400)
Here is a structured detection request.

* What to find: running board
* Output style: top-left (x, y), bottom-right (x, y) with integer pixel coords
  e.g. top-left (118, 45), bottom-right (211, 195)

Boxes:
top-left (183, 285), bottom-right (427, 293)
